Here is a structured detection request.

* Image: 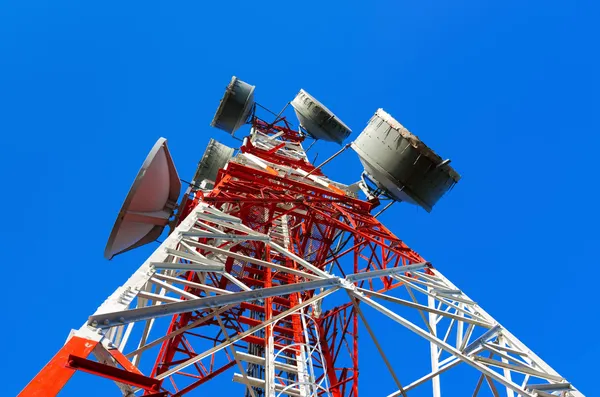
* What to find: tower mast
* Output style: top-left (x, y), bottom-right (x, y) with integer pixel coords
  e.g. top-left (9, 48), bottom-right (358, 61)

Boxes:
top-left (20, 77), bottom-right (583, 397)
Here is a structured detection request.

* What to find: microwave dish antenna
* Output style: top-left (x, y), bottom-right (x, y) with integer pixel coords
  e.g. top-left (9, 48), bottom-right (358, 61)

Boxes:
top-left (191, 138), bottom-right (235, 189)
top-left (291, 89), bottom-right (351, 144)
top-left (211, 76), bottom-right (255, 135)
top-left (351, 109), bottom-right (460, 212)
top-left (104, 137), bottom-right (181, 260)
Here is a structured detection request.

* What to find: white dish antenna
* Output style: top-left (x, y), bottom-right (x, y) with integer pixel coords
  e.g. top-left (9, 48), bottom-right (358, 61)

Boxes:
top-left (211, 76), bottom-right (255, 135)
top-left (291, 89), bottom-right (351, 144)
top-left (352, 109), bottom-right (460, 212)
top-left (104, 137), bottom-right (181, 260)
top-left (192, 138), bottom-right (235, 189)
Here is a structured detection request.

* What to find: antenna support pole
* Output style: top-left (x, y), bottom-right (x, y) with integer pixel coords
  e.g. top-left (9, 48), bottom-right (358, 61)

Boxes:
top-left (374, 201), bottom-right (395, 218)
top-left (305, 143), bottom-right (351, 178)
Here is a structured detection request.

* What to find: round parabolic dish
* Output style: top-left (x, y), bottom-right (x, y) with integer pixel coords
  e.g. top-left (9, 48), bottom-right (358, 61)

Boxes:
top-left (104, 137), bottom-right (181, 260)
top-left (351, 109), bottom-right (460, 212)
top-left (191, 138), bottom-right (235, 188)
top-left (211, 76), bottom-right (255, 135)
top-left (291, 89), bottom-right (351, 144)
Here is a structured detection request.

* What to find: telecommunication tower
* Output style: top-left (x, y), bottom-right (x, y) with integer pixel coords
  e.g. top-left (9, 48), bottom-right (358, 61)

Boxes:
top-left (21, 76), bottom-right (582, 397)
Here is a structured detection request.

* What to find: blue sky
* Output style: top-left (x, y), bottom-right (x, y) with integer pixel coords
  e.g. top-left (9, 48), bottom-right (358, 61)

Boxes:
top-left (2, 1), bottom-right (598, 396)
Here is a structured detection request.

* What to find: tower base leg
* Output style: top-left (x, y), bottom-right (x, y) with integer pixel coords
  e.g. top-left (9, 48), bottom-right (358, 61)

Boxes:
top-left (19, 336), bottom-right (99, 397)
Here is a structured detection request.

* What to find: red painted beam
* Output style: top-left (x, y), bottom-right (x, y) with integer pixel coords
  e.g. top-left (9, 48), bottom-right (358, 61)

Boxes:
top-left (19, 336), bottom-right (98, 397)
top-left (65, 354), bottom-right (162, 392)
